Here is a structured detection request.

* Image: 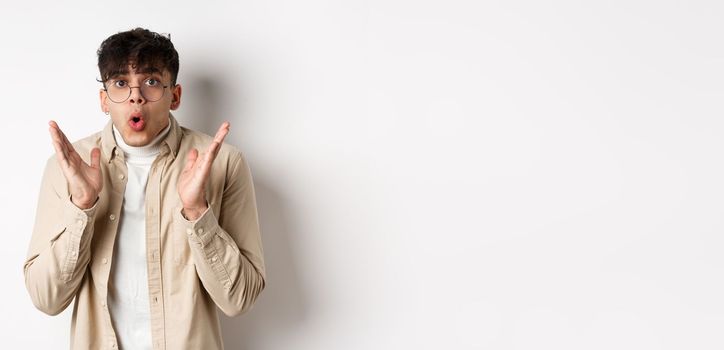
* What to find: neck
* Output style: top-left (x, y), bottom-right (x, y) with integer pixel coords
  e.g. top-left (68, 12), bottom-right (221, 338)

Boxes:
top-left (112, 120), bottom-right (171, 157)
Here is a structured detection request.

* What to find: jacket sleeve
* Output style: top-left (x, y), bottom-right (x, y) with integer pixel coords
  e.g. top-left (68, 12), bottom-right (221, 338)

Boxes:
top-left (176, 151), bottom-right (267, 317)
top-left (23, 157), bottom-right (99, 316)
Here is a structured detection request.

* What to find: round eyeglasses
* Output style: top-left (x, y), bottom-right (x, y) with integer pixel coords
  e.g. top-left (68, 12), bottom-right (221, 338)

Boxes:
top-left (104, 78), bottom-right (171, 103)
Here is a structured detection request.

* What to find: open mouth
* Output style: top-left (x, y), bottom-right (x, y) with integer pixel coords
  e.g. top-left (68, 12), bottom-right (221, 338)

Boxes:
top-left (129, 115), bottom-right (145, 131)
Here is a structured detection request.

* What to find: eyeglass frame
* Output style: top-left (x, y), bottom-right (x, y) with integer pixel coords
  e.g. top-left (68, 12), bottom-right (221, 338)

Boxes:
top-left (102, 78), bottom-right (175, 103)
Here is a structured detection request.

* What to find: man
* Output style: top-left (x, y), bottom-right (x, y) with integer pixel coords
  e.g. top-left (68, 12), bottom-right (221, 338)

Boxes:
top-left (23, 28), bottom-right (266, 350)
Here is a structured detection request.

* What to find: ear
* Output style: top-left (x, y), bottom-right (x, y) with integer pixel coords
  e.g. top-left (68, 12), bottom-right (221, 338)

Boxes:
top-left (170, 84), bottom-right (182, 110)
top-left (99, 88), bottom-right (109, 114)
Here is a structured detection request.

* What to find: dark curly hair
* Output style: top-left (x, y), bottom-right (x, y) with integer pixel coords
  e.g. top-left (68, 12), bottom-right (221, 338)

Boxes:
top-left (97, 27), bottom-right (180, 86)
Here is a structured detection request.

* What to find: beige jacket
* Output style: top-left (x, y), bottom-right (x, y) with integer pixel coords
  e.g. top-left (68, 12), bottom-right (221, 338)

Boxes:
top-left (23, 115), bottom-right (266, 349)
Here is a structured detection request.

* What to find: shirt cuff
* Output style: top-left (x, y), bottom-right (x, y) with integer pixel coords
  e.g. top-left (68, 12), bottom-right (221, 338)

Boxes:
top-left (177, 205), bottom-right (219, 247)
top-left (60, 194), bottom-right (98, 282)
top-left (64, 194), bottom-right (98, 226)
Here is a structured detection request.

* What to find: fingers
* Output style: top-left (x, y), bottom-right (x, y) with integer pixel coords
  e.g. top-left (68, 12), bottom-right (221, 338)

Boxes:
top-left (49, 121), bottom-right (70, 168)
top-left (205, 141), bottom-right (220, 161)
top-left (50, 120), bottom-right (70, 149)
top-left (50, 132), bottom-right (69, 168)
top-left (90, 148), bottom-right (101, 169)
top-left (48, 121), bottom-right (63, 145)
top-left (208, 121), bottom-right (230, 160)
top-left (59, 126), bottom-right (79, 161)
top-left (208, 122), bottom-right (229, 159)
top-left (183, 122), bottom-right (230, 181)
top-left (49, 120), bottom-right (78, 161)
top-left (199, 122), bottom-right (230, 175)
top-left (213, 121), bottom-right (230, 144)
top-left (49, 121), bottom-right (91, 172)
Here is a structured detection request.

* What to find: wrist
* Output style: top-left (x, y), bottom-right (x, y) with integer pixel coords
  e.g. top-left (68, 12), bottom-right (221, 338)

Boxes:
top-left (182, 204), bottom-right (208, 221)
top-left (71, 195), bottom-right (98, 210)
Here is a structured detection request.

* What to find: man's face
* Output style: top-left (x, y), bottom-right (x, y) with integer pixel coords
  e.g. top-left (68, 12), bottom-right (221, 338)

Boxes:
top-left (99, 65), bottom-right (182, 147)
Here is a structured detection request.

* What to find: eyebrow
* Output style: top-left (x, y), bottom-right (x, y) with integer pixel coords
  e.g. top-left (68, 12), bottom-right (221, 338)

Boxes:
top-left (107, 66), bottom-right (163, 80)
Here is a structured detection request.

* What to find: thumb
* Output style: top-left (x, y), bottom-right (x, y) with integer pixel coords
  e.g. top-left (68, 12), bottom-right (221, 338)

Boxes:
top-left (184, 148), bottom-right (198, 172)
top-left (90, 148), bottom-right (101, 168)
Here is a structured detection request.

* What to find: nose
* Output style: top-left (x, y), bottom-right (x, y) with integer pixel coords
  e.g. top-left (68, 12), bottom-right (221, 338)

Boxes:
top-left (128, 86), bottom-right (145, 104)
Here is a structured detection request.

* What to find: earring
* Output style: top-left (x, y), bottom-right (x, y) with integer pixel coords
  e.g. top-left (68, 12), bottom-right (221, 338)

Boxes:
top-left (105, 111), bottom-right (109, 115)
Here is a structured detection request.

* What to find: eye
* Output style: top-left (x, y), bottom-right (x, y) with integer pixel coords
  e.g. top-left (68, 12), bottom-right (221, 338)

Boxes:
top-left (145, 78), bottom-right (160, 87)
top-left (112, 80), bottom-right (127, 88)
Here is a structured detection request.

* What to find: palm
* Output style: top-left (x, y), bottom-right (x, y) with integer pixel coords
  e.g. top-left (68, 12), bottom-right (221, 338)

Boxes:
top-left (65, 151), bottom-right (103, 201)
top-left (49, 121), bottom-right (103, 209)
top-left (177, 122), bottom-right (230, 214)
top-left (177, 160), bottom-right (206, 206)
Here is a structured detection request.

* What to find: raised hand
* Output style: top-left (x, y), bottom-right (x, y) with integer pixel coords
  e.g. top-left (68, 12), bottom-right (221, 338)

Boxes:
top-left (177, 122), bottom-right (230, 220)
top-left (48, 120), bottom-right (103, 209)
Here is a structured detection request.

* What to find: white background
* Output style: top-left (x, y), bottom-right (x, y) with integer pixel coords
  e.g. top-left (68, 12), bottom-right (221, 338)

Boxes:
top-left (1, 0), bottom-right (723, 349)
